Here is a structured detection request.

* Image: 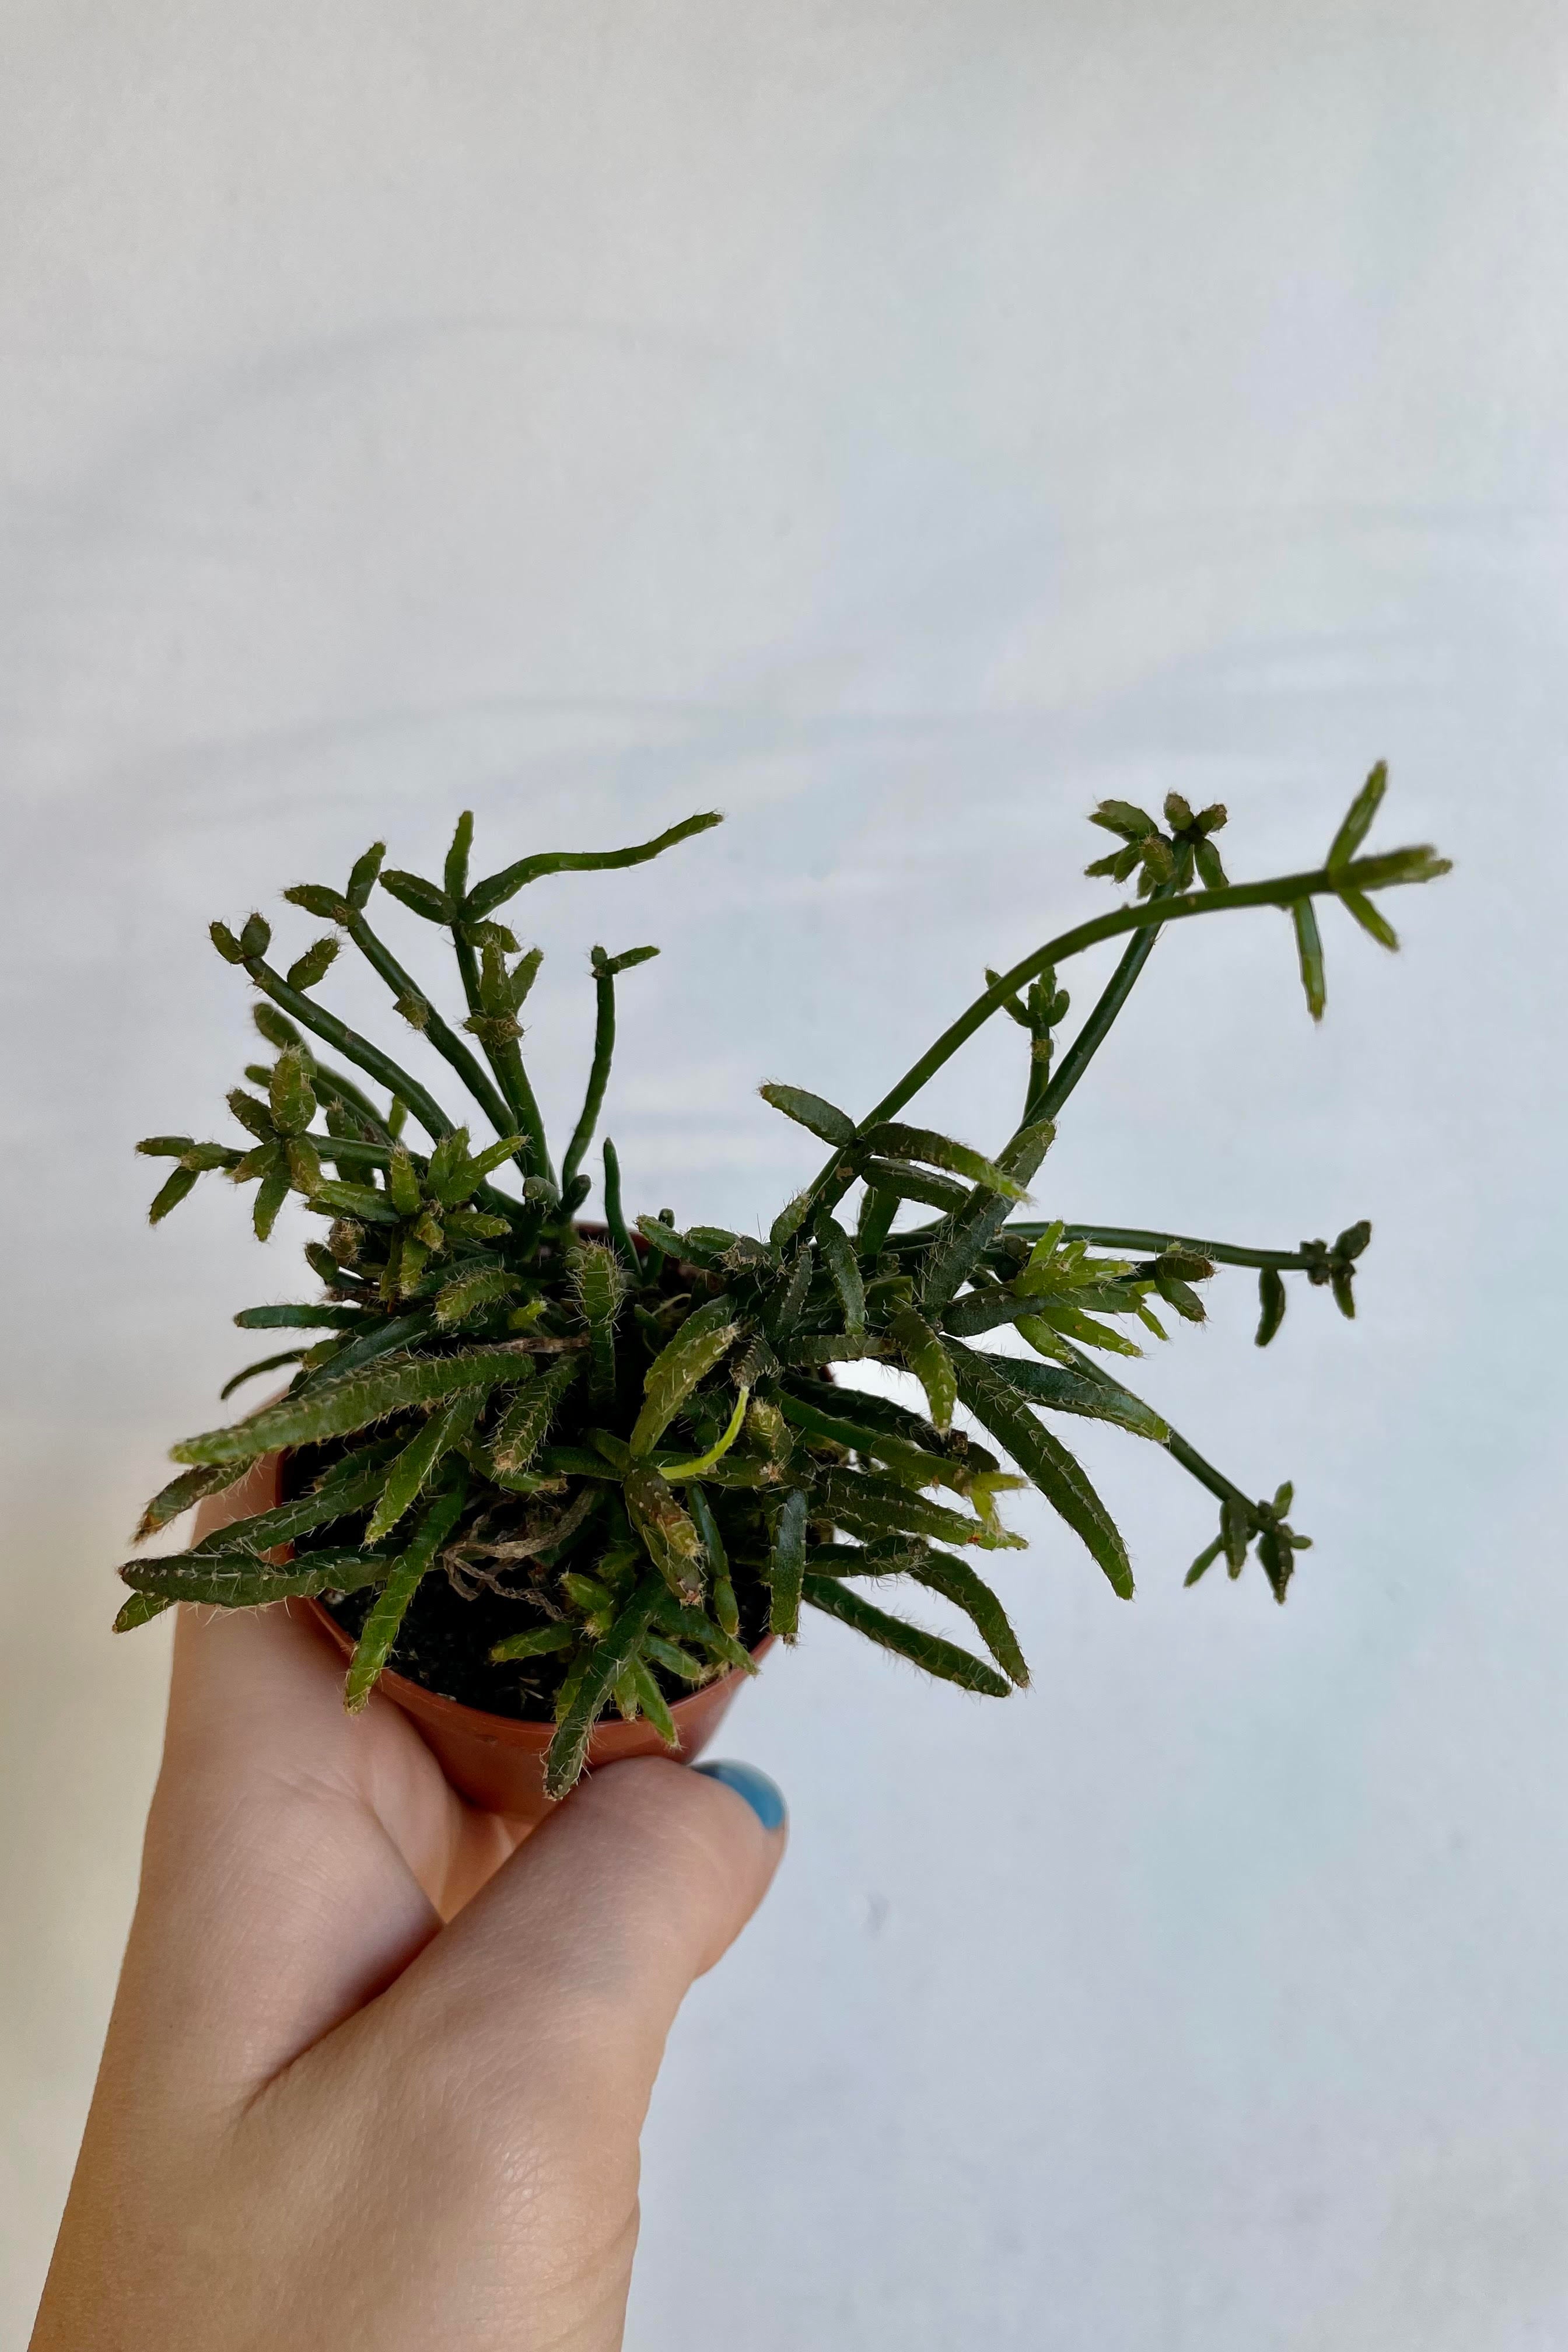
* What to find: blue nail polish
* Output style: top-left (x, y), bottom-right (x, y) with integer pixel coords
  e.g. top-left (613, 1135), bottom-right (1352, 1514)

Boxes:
top-left (691, 1759), bottom-right (788, 1832)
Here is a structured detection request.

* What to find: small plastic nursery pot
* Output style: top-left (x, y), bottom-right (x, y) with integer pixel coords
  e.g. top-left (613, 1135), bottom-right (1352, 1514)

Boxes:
top-left (302, 1595), bottom-right (771, 1825)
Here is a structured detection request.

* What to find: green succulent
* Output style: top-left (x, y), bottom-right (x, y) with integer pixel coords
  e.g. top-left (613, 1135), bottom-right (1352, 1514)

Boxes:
top-left (118, 769), bottom-right (1449, 1796)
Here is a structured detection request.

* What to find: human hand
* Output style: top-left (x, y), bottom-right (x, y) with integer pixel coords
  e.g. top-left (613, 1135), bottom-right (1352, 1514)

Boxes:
top-left (31, 1460), bottom-right (787, 2350)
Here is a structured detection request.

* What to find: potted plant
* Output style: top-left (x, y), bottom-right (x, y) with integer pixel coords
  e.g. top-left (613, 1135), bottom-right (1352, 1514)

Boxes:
top-left (117, 771), bottom-right (1448, 1821)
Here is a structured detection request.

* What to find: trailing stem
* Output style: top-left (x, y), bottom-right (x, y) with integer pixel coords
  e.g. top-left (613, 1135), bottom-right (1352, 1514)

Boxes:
top-left (1039, 891), bottom-right (1171, 1120)
top-left (1041, 1226), bottom-right (1339, 1272)
top-left (802, 844), bottom-right (1447, 1219)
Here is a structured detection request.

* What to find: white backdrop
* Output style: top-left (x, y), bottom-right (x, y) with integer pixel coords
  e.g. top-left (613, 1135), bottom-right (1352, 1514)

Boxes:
top-left (4, 5), bottom-right (1567, 2344)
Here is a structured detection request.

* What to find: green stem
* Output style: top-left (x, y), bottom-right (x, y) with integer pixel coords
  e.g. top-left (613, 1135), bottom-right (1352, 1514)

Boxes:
top-left (1161, 1428), bottom-right (1250, 1509)
top-left (1026, 1224), bottom-right (1322, 1272)
top-left (561, 968), bottom-right (617, 1192)
top-left (1063, 1345), bottom-right (1251, 1508)
top-left (246, 962), bottom-right (456, 1142)
top-left (310, 1133), bottom-right (516, 1221)
top-left (315, 1136), bottom-right (392, 1174)
top-left (452, 930), bottom-right (554, 1185)
top-left (804, 848), bottom-right (1443, 1217)
top-left (466, 811), bottom-right (722, 921)
top-left (1040, 889), bottom-right (1173, 1121)
top-left (343, 912), bottom-right (518, 1144)
top-left (304, 1065), bottom-right (394, 1138)
top-left (883, 1217), bottom-right (1329, 1275)
top-left (602, 1139), bottom-right (636, 1265)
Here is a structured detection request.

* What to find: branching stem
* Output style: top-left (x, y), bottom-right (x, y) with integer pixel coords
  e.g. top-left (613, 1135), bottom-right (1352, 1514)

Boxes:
top-left (246, 961), bottom-right (455, 1142)
top-left (1040, 886), bottom-right (1173, 1121)
top-left (1022, 1224), bottom-right (1328, 1272)
top-left (342, 912), bottom-right (518, 1145)
top-left (311, 1133), bottom-right (516, 1221)
top-left (449, 929), bottom-right (553, 1181)
top-left (466, 811), bottom-right (722, 922)
top-left (804, 849), bottom-right (1443, 1216)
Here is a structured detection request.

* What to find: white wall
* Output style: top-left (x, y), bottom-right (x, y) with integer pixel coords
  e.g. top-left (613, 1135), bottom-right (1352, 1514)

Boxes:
top-left (3, 5), bottom-right (1567, 2344)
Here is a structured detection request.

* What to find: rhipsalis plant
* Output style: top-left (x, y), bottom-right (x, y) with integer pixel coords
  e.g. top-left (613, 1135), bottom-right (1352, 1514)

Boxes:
top-left (119, 770), bottom-right (1448, 1796)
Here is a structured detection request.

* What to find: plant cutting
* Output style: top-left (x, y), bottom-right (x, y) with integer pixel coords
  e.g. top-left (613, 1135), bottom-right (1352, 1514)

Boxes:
top-left (117, 770), bottom-right (1448, 1809)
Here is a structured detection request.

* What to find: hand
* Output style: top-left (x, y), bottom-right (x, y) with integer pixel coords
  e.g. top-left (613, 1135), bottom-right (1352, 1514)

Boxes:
top-left (31, 1460), bottom-right (787, 2350)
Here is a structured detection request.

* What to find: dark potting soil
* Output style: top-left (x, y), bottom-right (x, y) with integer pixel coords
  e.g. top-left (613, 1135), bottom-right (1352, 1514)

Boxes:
top-left (282, 1424), bottom-right (772, 1724)
top-left (321, 1574), bottom-right (577, 1721)
top-left (319, 1567), bottom-right (771, 1723)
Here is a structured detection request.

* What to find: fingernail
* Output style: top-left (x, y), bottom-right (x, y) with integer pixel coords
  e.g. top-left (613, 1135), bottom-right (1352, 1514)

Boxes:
top-left (691, 1759), bottom-right (788, 1833)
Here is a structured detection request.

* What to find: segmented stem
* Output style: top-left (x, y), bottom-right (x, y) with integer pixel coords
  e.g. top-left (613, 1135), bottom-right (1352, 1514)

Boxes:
top-left (451, 929), bottom-right (553, 1181)
top-left (1063, 1346), bottom-right (1251, 1510)
top-left (1039, 891), bottom-right (1171, 1119)
top-left (803, 850), bottom-right (1444, 1215)
top-left (246, 960), bottom-right (455, 1142)
top-left (1038, 1225), bottom-right (1330, 1272)
top-left (342, 910), bottom-right (519, 1145)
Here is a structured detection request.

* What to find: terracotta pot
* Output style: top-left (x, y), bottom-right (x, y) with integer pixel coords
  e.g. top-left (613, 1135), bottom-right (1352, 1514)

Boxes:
top-left (302, 1598), bottom-right (772, 1824)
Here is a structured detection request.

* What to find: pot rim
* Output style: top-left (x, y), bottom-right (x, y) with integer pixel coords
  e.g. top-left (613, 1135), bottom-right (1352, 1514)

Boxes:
top-left (302, 1594), bottom-right (772, 1746)
top-left (276, 1222), bottom-right (776, 1739)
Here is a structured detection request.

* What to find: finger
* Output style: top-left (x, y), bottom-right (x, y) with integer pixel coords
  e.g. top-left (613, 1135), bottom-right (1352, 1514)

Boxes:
top-left (365, 1755), bottom-right (786, 2140)
top-left (181, 1460), bottom-right (523, 1916)
top-left (162, 1587), bottom-right (478, 1917)
top-left (228, 1763), bottom-right (786, 2352)
top-left (117, 1604), bottom-right (443, 2106)
top-left (119, 1456), bottom-right (510, 2097)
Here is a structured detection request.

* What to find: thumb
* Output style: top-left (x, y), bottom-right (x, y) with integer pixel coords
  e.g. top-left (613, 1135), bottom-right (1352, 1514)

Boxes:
top-left (368, 1754), bottom-right (786, 2137)
top-left (241, 1760), bottom-right (786, 2352)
